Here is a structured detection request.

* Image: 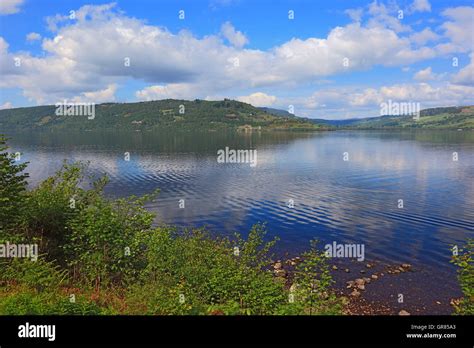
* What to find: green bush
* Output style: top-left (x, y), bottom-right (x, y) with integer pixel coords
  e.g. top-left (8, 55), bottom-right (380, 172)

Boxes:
top-left (0, 290), bottom-right (102, 315)
top-left (451, 239), bottom-right (474, 315)
top-left (133, 225), bottom-right (287, 315)
top-left (0, 257), bottom-right (67, 291)
top-left (64, 191), bottom-right (156, 288)
top-left (289, 240), bottom-right (342, 315)
top-left (0, 135), bottom-right (29, 237)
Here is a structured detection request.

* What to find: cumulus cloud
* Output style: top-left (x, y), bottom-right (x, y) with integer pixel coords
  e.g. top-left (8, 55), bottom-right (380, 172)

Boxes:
top-left (409, 28), bottom-right (440, 45)
top-left (452, 54), bottom-right (474, 86)
top-left (345, 8), bottom-right (363, 22)
top-left (220, 22), bottom-right (248, 48)
top-left (367, 1), bottom-right (412, 33)
top-left (71, 84), bottom-right (117, 103)
top-left (342, 83), bottom-right (472, 107)
top-left (1, 1), bottom-right (473, 117)
top-left (0, 3), bottom-right (442, 104)
top-left (407, 0), bottom-right (431, 13)
top-left (436, 6), bottom-right (474, 54)
top-left (0, 101), bottom-right (13, 109)
top-left (0, 0), bottom-right (24, 15)
top-left (26, 32), bottom-right (42, 42)
top-left (237, 92), bottom-right (276, 107)
top-left (136, 83), bottom-right (197, 101)
top-left (414, 67), bottom-right (436, 81)
top-left (296, 81), bottom-right (474, 118)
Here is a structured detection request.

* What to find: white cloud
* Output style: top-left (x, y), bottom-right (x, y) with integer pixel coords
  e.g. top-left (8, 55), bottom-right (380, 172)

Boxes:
top-left (71, 84), bottom-right (117, 103)
top-left (357, 82), bottom-right (473, 106)
top-left (436, 6), bottom-right (474, 54)
top-left (237, 92), bottom-right (276, 107)
top-left (367, 1), bottom-right (412, 33)
top-left (414, 67), bottom-right (436, 81)
top-left (0, 0), bottom-right (24, 15)
top-left (220, 22), bottom-right (248, 48)
top-left (408, 0), bottom-right (431, 13)
top-left (0, 3), bottom-right (440, 104)
top-left (345, 8), bottom-right (363, 22)
top-left (1, 2), bottom-right (472, 114)
top-left (452, 54), bottom-right (474, 86)
top-left (26, 32), bottom-right (42, 42)
top-left (297, 81), bottom-right (474, 118)
top-left (136, 83), bottom-right (197, 101)
top-left (0, 101), bottom-right (13, 109)
top-left (409, 28), bottom-right (440, 45)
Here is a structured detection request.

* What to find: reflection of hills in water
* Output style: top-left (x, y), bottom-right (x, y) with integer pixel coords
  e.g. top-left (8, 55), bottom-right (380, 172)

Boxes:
top-left (7, 130), bottom-right (474, 296)
top-left (8, 129), bottom-right (319, 153)
top-left (8, 129), bottom-right (474, 152)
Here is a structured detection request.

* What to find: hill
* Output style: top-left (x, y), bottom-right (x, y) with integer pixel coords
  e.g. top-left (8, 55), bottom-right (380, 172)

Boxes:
top-left (315, 106), bottom-right (474, 129)
top-left (0, 99), bottom-right (327, 132)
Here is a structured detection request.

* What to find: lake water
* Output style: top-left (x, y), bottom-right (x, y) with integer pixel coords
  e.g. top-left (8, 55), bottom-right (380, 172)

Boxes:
top-left (6, 129), bottom-right (474, 308)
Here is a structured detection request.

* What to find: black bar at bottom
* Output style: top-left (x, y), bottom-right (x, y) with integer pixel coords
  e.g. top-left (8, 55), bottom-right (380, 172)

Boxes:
top-left (0, 315), bottom-right (472, 346)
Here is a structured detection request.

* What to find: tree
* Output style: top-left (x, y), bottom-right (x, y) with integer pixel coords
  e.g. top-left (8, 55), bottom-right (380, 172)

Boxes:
top-left (0, 135), bottom-right (29, 235)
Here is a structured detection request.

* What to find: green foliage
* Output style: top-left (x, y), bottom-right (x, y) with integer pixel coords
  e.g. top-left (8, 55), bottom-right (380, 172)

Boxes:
top-left (133, 225), bottom-right (287, 315)
top-left (0, 135), bottom-right (29, 236)
top-left (20, 162), bottom-right (87, 262)
top-left (290, 240), bottom-right (342, 315)
top-left (0, 290), bottom-right (102, 315)
top-left (451, 239), bottom-right (474, 315)
top-left (65, 190), bottom-right (157, 288)
top-left (0, 257), bottom-right (67, 291)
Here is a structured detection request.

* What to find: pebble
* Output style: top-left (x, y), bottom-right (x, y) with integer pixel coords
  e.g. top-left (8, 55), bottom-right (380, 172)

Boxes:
top-left (357, 284), bottom-right (365, 291)
top-left (345, 268), bottom-right (350, 273)
top-left (274, 262), bottom-right (282, 270)
top-left (332, 265), bottom-right (338, 270)
top-left (399, 310), bottom-right (410, 316)
top-left (350, 289), bottom-right (360, 297)
top-left (371, 274), bottom-right (378, 280)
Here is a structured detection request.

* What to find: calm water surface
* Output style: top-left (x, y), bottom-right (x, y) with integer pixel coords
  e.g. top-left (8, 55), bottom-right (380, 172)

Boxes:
top-left (7, 130), bottom-right (474, 303)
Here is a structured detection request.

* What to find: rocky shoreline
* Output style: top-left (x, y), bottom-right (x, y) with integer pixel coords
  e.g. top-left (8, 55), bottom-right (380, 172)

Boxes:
top-left (271, 257), bottom-right (462, 315)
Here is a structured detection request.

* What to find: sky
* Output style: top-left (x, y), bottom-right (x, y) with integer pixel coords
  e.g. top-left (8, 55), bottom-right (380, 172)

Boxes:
top-left (0, 0), bottom-right (473, 119)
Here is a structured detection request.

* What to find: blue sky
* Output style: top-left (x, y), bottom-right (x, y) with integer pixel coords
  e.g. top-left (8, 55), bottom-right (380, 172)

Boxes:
top-left (0, 0), bottom-right (473, 119)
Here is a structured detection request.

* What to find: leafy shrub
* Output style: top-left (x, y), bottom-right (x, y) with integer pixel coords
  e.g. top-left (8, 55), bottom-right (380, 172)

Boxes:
top-left (451, 239), bottom-right (474, 315)
top-left (21, 162), bottom-right (102, 263)
top-left (64, 191), bottom-right (156, 289)
top-left (0, 289), bottom-right (102, 315)
top-left (0, 257), bottom-right (67, 291)
top-left (289, 240), bottom-right (342, 315)
top-left (132, 225), bottom-right (287, 315)
top-left (0, 135), bottom-right (28, 237)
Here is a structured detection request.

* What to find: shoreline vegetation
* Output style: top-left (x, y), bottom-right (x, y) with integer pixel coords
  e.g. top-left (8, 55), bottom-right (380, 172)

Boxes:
top-left (1, 135), bottom-right (472, 315)
top-left (0, 100), bottom-right (473, 132)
